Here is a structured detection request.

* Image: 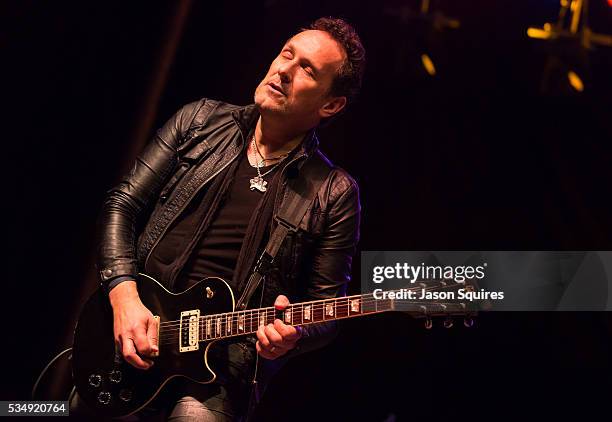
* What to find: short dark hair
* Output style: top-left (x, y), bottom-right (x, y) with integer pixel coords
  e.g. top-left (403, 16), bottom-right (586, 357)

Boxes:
top-left (302, 17), bottom-right (366, 105)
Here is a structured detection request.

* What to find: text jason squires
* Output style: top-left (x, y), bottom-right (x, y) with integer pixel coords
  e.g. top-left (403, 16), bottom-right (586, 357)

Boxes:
top-left (371, 263), bottom-right (504, 301)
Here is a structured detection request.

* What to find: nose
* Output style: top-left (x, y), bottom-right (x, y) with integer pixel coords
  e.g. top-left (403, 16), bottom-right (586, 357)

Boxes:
top-left (277, 62), bottom-right (291, 84)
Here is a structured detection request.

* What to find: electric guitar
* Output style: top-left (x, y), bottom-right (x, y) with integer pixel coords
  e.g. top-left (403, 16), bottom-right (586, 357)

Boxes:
top-left (72, 273), bottom-right (475, 418)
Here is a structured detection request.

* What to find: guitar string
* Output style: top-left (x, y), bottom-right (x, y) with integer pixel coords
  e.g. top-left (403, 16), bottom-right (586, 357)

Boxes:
top-left (154, 285), bottom-right (464, 330)
top-left (154, 288), bottom-right (466, 339)
top-left (158, 300), bottom-right (465, 334)
top-left (153, 289), bottom-right (464, 340)
top-left (155, 283), bottom-right (460, 330)
top-left (155, 292), bottom-right (469, 342)
top-left (155, 300), bottom-right (467, 346)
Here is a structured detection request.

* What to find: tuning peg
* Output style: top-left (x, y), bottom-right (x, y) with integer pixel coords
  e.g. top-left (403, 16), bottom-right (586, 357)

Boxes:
top-left (463, 317), bottom-right (474, 328)
top-left (424, 317), bottom-right (433, 330)
top-left (444, 318), bottom-right (454, 329)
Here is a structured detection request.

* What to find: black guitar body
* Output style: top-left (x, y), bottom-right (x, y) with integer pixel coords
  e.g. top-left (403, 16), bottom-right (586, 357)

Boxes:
top-left (72, 275), bottom-right (235, 418)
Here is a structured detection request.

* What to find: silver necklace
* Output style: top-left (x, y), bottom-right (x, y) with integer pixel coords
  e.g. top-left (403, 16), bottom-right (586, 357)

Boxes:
top-left (249, 136), bottom-right (283, 192)
top-left (250, 137), bottom-right (290, 168)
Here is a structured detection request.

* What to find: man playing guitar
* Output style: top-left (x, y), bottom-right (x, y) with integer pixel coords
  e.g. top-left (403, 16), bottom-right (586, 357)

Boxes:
top-left (72, 17), bottom-right (365, 420)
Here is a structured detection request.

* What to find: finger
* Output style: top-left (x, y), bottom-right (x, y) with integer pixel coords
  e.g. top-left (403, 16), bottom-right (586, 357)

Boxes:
top-left (132, 325), bottom-right (153, 357)
top-left (274, 319), bottom-right (300, 342)
top-left (146, 317), bottom-right (159, 355)
top-left (274, 295), bottom-right (290, 311)
top-left (256, 325), bottom-right (270, 348)
top-left (121, 335), bottom-right (152, 370)
top-left (264, 323), bottom-right (284, 348)
top-left (256, 341), bottom-right (276, 360)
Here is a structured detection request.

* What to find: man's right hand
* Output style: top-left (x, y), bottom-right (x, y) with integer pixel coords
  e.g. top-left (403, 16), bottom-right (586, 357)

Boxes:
top-left (109, 280), bottom-right (159, 370)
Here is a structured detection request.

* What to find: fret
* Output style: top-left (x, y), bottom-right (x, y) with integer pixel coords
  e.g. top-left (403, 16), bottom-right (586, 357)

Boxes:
top-left (253, 310), bottom-right (258, 331)
top-left (362, 294), bottom-right (376, 313)
top-left (350, 298), bottom-right (361, 314)
top-left (336, 297), bottom-right (349, 318)
top-left (249, 310), bottom-right (255, 332)
top-left (295, 303), bottom-right (303, 325)
top-left (206, 317), bottom-right (212, 338)
top-left (259, 310), bottom-right (266, 328)
top-left (284, 307), bottom-right (292, 324)
top-left (313, 301), bottom-right (324, 322)
top-left (324, 301), bottom-right (335, 319)
top-left (226, 314), bottom-right (232, 335)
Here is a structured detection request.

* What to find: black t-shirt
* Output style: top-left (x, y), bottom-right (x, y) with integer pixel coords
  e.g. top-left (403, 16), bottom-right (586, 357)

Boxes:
top-left (163, 152), bottom-right (280, 291)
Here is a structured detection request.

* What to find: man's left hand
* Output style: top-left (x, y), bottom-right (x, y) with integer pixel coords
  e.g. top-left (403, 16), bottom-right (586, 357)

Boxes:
top-left (256, 295), bottom-right (302, 360)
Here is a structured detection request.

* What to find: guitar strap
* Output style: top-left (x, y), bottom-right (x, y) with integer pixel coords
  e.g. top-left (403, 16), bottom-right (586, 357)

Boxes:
top-left (235, 150), bottom-right (332, 310)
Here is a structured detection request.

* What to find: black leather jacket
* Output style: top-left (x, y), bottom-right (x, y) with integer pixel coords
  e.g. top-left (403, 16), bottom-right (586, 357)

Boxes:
top-left (96, 98), bottom-right (360, 353)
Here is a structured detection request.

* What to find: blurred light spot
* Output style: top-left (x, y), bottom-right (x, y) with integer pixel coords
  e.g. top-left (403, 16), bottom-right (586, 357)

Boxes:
top-left (527, 27), bottom-right (552, 39)
top-left (421, 54), bottom-right (436, 76)
top-left (567, 70), bottom-right (584, 92)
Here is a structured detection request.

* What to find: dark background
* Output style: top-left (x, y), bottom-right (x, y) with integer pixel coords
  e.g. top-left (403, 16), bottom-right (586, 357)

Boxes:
top-left (4, 0), bottom-right (612, 420)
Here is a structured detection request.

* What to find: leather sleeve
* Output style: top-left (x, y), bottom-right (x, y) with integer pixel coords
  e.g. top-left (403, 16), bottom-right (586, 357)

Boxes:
top-left (95, 100), bottom-right (204, 291)
top-left (293, 170), bottom-right (361, 355)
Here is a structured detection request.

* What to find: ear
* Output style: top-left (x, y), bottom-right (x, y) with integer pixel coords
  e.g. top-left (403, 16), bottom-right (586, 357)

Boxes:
top-left (319, 96), bottom-right (347, 119)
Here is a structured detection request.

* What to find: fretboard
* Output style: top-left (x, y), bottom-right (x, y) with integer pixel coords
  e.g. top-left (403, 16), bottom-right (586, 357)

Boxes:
top-left (191, 291), bottom-right (466, 342)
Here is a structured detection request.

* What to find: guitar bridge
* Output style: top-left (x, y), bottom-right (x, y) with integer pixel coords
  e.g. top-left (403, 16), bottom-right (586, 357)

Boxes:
top-left (179, 310), bottom-right (200, 353)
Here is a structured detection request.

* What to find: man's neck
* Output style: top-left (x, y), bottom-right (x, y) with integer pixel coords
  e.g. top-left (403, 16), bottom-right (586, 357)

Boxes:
top-left (254, 116), bottom-right (309, 157)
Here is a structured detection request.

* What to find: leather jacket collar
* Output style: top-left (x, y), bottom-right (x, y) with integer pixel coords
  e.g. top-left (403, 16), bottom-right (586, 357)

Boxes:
top-left (231, 104), bottom-right (320, 161)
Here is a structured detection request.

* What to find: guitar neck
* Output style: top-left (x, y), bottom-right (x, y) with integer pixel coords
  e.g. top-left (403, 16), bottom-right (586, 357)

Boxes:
top-left (194, 289), bottom-right (467, 342)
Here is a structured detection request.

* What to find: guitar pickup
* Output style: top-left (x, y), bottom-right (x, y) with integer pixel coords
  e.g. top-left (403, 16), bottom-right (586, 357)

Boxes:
top-left (179, 310), bottom-right (200, 353)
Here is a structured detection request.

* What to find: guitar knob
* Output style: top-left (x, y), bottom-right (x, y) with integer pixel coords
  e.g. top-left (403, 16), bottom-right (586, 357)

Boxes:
top-left (88, 374), bottom-right (102, 388)
top-left (97, 391), bottom-right (111, 405)
top-left (109, 369), bottom-right (122, 383)
top-left (444, 318), bottom-right (454, 329)
top-left (424, 317), bottom-right (433, 330)
top-left (206, 287), bottom-right (214, 299)
top-left (464, 317), bottom-right (475, 328)
top-left (119, 389), bottom-right (133, 402)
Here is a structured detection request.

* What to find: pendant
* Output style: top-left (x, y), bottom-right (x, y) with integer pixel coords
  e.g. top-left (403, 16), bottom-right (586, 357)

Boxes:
top-left (249, 176), bottom-right (268, 192)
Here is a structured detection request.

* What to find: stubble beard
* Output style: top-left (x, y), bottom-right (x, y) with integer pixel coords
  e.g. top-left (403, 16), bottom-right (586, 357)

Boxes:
top-left (255, 85), bottom-right (289, 116)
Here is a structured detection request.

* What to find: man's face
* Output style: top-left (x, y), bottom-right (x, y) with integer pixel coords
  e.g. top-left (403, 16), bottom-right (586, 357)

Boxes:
top-left (254, 30), bottom-right (346, 126)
